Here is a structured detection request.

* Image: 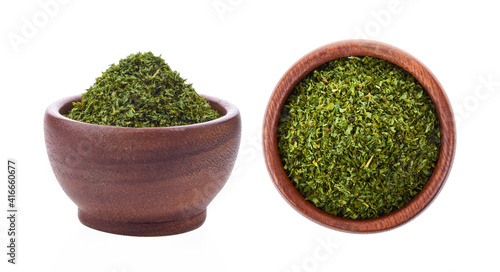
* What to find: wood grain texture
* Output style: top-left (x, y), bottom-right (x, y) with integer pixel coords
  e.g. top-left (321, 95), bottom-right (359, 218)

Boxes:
top-left (45, 94), bottom-right (241, 236)
top-left (263, 40), bottom-right (455, 233)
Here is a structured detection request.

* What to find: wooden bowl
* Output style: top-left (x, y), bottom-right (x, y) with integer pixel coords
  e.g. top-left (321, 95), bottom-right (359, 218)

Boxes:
top-left (263, 40), bottom-right (455, 233)
top-left (45, 94), bottom-right (241, 236)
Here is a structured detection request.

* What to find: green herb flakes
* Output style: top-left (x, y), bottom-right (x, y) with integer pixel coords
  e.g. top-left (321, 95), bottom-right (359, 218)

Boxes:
top-left (277, 56), bottom-right (441, 219)
top-left (66, 52), bottom-right (220, 127)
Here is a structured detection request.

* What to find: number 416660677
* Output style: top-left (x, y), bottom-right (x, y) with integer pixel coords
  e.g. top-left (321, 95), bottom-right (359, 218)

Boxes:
top-left (8, 160), bottom-right (16, 209)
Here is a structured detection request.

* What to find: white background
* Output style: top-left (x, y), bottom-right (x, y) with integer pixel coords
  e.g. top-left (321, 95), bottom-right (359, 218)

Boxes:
top-left (1, 0), bottom-right (500, 271)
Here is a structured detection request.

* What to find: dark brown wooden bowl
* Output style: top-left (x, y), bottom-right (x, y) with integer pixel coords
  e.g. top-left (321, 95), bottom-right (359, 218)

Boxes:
top-left (45, 94), bottom-right (241, 236)
top-left (263, 40), bottom-right (455, 233)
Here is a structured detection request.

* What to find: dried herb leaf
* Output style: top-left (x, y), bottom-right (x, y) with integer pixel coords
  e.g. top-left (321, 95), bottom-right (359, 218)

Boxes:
top-left (277, 56), bottom-right (441, 219)
top-left (66, 52), bottom-right (220, 127)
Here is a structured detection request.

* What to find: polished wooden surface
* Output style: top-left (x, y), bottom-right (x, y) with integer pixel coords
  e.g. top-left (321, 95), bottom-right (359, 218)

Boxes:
top-left (263, 40), bottom-right (456, 233)
top-left (45, 94), bottom-right (241, 236)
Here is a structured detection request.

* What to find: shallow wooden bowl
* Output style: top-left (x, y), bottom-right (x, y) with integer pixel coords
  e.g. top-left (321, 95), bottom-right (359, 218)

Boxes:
top-left (263, 40), bottom-right (455, 233)
top-left (45, 94), bottom-right (241, 236)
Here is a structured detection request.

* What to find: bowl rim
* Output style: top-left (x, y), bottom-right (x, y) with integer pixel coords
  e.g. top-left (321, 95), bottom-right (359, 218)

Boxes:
top-left (263, 39), bottom-right (456, 233)
top-left (45, 94), bottom-right (239, 131)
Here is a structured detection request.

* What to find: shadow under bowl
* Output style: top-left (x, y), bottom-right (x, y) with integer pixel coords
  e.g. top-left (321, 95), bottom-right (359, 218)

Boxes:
top-left (45, 94), bottom-right (241, 236)
top-left (263, 40), bottom-right (455, 233)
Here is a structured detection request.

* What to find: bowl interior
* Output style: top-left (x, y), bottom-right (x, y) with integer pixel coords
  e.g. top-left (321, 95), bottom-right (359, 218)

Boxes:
top-left (263, 40), bottom-right (455, 233)
top-left (50, 93), bottom-right (236, 129)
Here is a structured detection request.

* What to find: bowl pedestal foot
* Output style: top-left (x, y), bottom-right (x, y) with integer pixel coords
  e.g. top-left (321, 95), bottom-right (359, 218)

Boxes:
top-left (77, 209), bottom-right (207, 236)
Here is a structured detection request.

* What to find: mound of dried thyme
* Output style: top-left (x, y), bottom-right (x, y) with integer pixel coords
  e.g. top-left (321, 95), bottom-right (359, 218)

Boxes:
top-left (66, 52), bottom-right (220, 127)
top-left (278, 56), bottom-right (441, 219)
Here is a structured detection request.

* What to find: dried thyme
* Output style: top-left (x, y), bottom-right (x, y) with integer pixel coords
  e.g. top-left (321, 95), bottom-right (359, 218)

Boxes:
top-left (66, 52), bottom-right (220, 127)
top-left (277, 56), bottom-right (441, 219)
